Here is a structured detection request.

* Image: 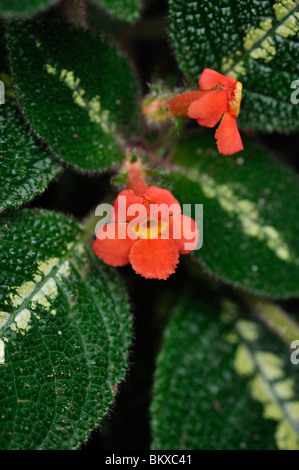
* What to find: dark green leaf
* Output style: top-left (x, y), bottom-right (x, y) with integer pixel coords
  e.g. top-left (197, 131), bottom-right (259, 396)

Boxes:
top-left (6, 13), bottom-right (142, 172)
top-left (156, 131), bottom-right (299, 298)
top-left (0, 209), bottom-right (132, 449)
top-left (151, 287), bottom-right (299, 449)
top-left (93, 0), bottom-right (142, 22)
top-left (168, 0), bottom-right (299, 132)
top-left (0, 102), bottom-right (61, 213)
top-left (0, 0), bottom-right (55, 17)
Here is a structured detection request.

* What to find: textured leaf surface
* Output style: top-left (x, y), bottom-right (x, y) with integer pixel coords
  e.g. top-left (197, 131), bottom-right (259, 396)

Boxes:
top-left (156, 131), bottom-right (299, 298)
top-left (151, 287), bottom-right (299, 449)
top-left (94, 0), bottom-right (141, 22)
top-left (6, 13), bottom-right (142, 172)
top-left (0, 209), bottom-right (132, 449)
top-left (168, 0), bottom-right (299, 132)
top-left (0, 0), bottom-right (56, 17)
top-left (0, 102), bottom-right (61, 213)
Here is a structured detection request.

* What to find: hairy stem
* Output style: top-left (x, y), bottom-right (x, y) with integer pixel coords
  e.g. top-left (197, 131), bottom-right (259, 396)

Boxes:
top-left (64, 0), bottom-right (88, 29)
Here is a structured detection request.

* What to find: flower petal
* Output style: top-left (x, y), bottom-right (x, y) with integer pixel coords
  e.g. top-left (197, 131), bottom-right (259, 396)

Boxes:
top-left (188, 89), bottom-right (228, 128)
top-left (143, 186), bottom-right (181, 221)
top-left (215, 112), bottom-right (244, 156)
top-left (169, 214), bottom-right (200, 254)
top-left (93, 223), bottom-right (136, 267)
top-left (111, 189), bottom-right (144, 222)
top-left (129, 238), bottom-right (179, 280)
top-left (199, 68), bottom-right (233, 90)
top-left (166, 90), bottom-right (207, 116)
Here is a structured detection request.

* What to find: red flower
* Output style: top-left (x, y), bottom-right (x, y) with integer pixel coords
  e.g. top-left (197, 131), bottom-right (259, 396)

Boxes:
top-left (93, 183), bottom-right (199, 280)
top-left (166, 68), bottom-right (243, 156)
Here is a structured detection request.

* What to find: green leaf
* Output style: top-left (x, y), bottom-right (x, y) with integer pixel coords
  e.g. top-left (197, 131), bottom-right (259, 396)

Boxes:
top-left (151, 287), bottom-right (299, 450)
top-left (0, 102), bottom-right (62, 213)
top-left (6, 13), bottom-right (142, 172)
top-left (0, 0), bottom-right (55, 17)
top-left (168, 0), bottom-right (299, 132)
top-left (0, 209), bottom-right (132, 449)
top-left (156, 131), bottom-right (299, 299)
top-left (93, 0), bottom-right (142, 22)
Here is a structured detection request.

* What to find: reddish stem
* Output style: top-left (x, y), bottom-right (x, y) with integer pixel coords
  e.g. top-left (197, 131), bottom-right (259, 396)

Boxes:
top-left (126, 161), bottom-right (148, 196)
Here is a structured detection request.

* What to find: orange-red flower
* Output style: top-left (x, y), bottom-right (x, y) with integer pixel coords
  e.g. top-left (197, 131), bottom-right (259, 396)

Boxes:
top-left (93, 182), bottom-right (199, 280)
top-left (166, 68), bottom-right (243, 156)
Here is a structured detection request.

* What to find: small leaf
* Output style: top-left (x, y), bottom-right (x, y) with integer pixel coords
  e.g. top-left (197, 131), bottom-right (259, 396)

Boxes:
top-left (168, 0), bottom-right (299, 132)
top-left (6, 12), bottom-right (142, 172)
top-left (93, 0), bottom-right (142, 22)
top-left (0, 209), bottom-right (132, 449)
top-left (156, 131), bottom-right (299, 299)
top-left (0, 102), bottom-right (61, 213)
top-left (0, 0), bottom-right (55, 17)
top-left (151, 287), bottom-right (299, 450)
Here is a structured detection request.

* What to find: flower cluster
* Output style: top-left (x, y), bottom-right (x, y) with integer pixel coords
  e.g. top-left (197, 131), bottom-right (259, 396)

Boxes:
top-left (95, 69), bottom-right (243, 279)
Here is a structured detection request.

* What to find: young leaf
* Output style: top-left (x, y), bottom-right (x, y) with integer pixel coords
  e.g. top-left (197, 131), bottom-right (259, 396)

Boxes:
top-left (168, 0), bottom-right (299, 132)
top-left (0, 102), bottom-right (62, 213)
top-left (0, 0), bottom-right (55, 17)
top-left (6, 13), bottom-right (142, 172)
top-left (151, 287), bottom-right (299, 450)
top-left (93, 0), bottom-right (142, 22)
top-left (0, 209), bottom-right (132, 449)
top-left (156, 131), bottom-right (299, 299)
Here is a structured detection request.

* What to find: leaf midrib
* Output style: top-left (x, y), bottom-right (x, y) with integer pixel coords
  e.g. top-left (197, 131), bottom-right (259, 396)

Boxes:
top-left (240, 334), bottom-right (299, 438)
top-left (0, 213), bottom-right (91, 338)
top-left (225, 3), bottom-right (299, 77)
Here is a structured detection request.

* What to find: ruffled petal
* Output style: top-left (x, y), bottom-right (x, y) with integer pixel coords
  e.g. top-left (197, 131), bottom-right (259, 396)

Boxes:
top-left (111, 189), bottom-right (144, 223)
top-left (199, 68), bottom-right (233, 90)
top-left (143, 186), bottom-right (181, 221)
top-left (93, 223), bottom-right (136, 267)
top-left (215, 112), bottom-right (244, 156)
top-left (169, 214), bottom-right (200, 254)
top-left (166, 90), bottom-right (206, 116)
top-left (188, 89), bottom-right (228, 128)
top-left (129, 238), bottom-right (179, 280)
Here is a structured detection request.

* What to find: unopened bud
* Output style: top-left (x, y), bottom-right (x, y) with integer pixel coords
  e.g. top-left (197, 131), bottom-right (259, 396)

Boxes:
top-left (142, 97), bottom-right (171, 123)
